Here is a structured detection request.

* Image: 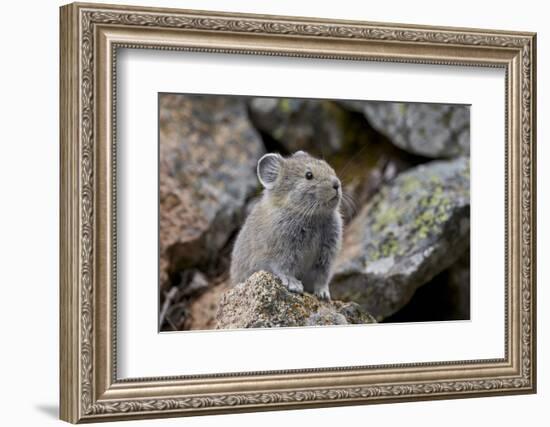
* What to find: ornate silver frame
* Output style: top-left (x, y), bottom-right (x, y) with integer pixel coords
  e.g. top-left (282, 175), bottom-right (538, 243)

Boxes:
top-left (60, 2), bottom-right (537, 423)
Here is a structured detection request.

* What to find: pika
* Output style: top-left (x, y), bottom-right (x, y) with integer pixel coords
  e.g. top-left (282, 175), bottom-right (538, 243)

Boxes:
top-left (230, 151), bottom-right (343, 300)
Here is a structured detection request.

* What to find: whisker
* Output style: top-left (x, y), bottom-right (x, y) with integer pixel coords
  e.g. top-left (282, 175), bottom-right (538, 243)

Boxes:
top-left (342, 192), bottom-right (357, 208)
top-left (341, 201), bottom-right (352, 220)
top-left (336, 141), bottom-right (371, 181)
top-left (341, 192), bottom-right (358, 219)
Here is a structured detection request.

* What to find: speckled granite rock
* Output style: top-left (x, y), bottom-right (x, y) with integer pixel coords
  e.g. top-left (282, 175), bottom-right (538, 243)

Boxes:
top-left (159, 94), bottom-right (264, 291)
top-left (216, 271), bottom-right (376, 329)
top-left (362, 102), bottom-right (470, 158)
top-left (331, 157), bottom-right (470, 320)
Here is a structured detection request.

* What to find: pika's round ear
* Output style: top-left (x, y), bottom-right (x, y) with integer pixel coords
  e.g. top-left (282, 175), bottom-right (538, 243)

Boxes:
top-left (257, 153), bottom-right (283, 189)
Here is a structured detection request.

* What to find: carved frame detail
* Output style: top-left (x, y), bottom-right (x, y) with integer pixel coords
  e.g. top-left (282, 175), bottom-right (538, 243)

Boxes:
top-left (60, 2), bottom-right (536, 423)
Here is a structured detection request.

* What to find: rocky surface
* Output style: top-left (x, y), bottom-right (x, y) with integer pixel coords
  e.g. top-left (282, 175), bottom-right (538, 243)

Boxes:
top-left (329, 140), bottom-right (419, 221)
top-left (159, 94), bottom-right (264, 292)
top-left (331, 157), bottom-right (470, 320)
top-left (158, 94), bottom-right (471, 331)
top-left (247, 97), bottom-right (357, 156)
top-left (186, 279), bottom-right (231, 330)
top-left (216, 271), bottom-right (376, 329)
top-left (362, 102), bottom-right (470, 158)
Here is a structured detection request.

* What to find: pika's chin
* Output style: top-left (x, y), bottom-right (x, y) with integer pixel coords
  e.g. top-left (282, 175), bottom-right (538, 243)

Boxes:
top-left (322, 196), bottom-right (340, 212)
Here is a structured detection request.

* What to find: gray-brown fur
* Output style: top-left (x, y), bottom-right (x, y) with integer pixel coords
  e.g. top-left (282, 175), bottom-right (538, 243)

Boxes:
top-left (230, 151), bottom-right (343, 300)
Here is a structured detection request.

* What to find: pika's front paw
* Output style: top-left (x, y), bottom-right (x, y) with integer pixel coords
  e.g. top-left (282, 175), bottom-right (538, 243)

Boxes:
top-left (314, 288), bottom-right (331, 301)
top-left (280, 275), bottom-right (304, 294)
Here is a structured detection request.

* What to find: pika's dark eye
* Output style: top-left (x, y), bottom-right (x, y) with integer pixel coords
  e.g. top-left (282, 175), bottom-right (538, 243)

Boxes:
top-left (305, 171), bottom-right (313, 180)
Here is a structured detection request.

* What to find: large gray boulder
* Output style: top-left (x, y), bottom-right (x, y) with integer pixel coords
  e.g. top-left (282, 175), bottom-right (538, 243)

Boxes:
top-left (159, 94), bottom-right (264, 291)
top-left (331, 157), bottom-right (470, 320)
top-left (247, 98), bottom-right (356, 156)
top-left (216, 271), bottom-right (376, 329)
top-left (362, 102), bottom-right (470, 158)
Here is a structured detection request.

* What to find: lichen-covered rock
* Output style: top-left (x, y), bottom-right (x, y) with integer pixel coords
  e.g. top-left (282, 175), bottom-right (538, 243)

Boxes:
top-left (331, 157), bottom-right (470, 320)
top-left (159, 94), bottom-right (264, 291)
top-left (216, 271), bottom-right (376, 329)
top-left (247, 98), bottom-right (355, 155)
top-left (362, 102), bottom-right (470, 158)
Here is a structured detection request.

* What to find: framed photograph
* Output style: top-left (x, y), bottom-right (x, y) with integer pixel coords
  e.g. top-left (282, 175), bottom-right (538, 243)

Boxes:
top-left (59, 2), bottom-right (537, 423)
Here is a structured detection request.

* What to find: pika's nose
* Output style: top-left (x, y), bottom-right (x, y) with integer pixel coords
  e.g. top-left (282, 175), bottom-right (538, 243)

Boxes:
top-left (332, 178), bottom-right (340, 191)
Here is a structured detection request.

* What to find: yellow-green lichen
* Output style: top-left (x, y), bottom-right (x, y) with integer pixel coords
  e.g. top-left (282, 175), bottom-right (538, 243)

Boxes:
top-left (372, 204), bottom-right (400, 233)
top-left (278, 98), bottom-right (292, 113)
top-left (368, 232), bottom-right (404, 261)
top-left (401, 176), bottom-right (421, 193)
top-left (413, 190), bottom-right (452, 241)
top-left (379, 233), bottom-right (400, 258)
